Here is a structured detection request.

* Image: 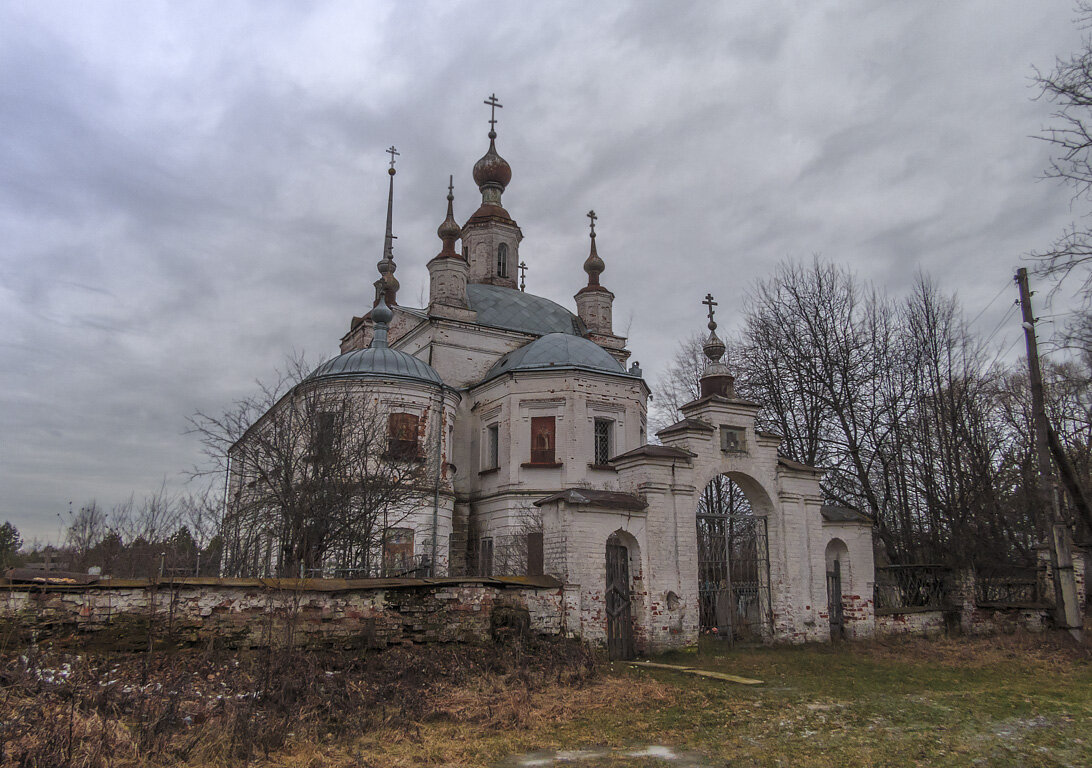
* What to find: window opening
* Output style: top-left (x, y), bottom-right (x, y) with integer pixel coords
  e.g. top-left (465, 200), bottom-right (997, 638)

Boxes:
top-left (313, 411), bottom-right (337, 461)
top-left (530, 416), bottom-right (556, 464)
top-left (388, 412), bottom-right (420, 460)
top-left (479, 537), bottom-right (494, 576)
top-left (593, 418), bottom-right (613, 465)
top-left (383, 528), bottom-right (415, 576)
top-left (487, 423), bottom-right (500, 469)
top-left (497, 243), bottom-right (508, 277)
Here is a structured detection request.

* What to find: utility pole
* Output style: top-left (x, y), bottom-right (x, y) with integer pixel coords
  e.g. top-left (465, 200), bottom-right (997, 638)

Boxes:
top-left (1015, 267), bottom-right (1083, 641)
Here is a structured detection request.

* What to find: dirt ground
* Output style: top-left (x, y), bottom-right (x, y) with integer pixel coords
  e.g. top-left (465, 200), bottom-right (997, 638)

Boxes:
top-left (2, 629), bottom-right (1090, 767)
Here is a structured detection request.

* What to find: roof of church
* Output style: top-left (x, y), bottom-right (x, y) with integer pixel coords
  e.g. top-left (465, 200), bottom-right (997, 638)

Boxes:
top-left (306, 345), bottom-right (443, 386)
top-left (480, 332), bottom-right (636, 383)
top-left (467, 284), bottom-right (587, 337)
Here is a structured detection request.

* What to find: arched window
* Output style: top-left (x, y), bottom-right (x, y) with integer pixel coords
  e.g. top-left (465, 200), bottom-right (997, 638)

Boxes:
top-left (497, 243), bottom-right (508, 277)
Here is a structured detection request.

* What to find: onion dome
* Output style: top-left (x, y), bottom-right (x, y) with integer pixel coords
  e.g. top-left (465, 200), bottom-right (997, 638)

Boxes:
top-left (435, 175), bottom-right (461, 258)
top-left (473, 130), bottom-right (512, 190)
top-left (580, 209), bottom-right (606, 291)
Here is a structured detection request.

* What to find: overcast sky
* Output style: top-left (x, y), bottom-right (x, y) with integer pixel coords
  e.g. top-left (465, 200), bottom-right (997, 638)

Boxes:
top-left (1, 1), bottom-right (1088, 542)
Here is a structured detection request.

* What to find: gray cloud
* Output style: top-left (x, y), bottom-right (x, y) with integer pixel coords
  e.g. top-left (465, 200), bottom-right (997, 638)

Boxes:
top-left (0, 0), bottom-right (1086, 540)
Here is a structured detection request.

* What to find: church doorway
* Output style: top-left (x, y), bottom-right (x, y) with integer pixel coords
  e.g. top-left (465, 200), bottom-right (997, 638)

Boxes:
top-left (605, 533), bottom-right (635, 660)
top-left (697, 474), bottom-right (771, 641)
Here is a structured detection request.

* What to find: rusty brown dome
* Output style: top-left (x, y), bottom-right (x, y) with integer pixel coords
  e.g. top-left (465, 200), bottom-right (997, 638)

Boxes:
top-left (473, 132), bottom-right (512, 189)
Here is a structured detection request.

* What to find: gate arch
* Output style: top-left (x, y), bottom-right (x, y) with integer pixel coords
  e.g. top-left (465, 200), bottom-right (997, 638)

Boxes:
top-left (696, 472), bottom-right (773, 641)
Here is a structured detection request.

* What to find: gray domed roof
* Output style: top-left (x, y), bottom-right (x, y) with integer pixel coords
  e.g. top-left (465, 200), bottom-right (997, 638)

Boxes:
top-left (307, 346), bottom-right (443, 386)
top-left (481, 333), bottom-right (636, 383)
top-left (467, 284), bottom-right (587, 337)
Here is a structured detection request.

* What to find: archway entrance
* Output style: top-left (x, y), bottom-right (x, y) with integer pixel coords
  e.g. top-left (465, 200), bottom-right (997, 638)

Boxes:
top-left (605, 533), bottom-right (634, 659)
top-left (697, 474), bottom-right (771, 641)
top-left (825, 539), bottom-right (849, 641)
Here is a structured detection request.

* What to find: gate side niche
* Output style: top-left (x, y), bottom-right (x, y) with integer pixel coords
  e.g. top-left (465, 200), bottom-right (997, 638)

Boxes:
top-left (534, 490), bottom-right (649, 651)
top-left (820, 508), bottom-right (876, 639)
top-left (606, 529), bottom-right (644, 657)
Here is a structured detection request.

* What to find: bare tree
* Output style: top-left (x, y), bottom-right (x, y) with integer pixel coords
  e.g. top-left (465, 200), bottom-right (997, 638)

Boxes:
top-left (651, 332), bottom-right (707, 434)
top-left (1033, 3), bottom-right (1092, 334)
top-left (193, 360), bottom-right (438, 578)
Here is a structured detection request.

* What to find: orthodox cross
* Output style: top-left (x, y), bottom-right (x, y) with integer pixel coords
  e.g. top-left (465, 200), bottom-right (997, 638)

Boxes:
top-left (448, 174), bottom-right (454, 196)
top-left (587, 209), bottom-right (597, 236)
top-left (519, 261), bottom-right (528, 292)
top-left (386, 145), bottom-right (399, 170)
top-left (703, 293), bottom-right (718, 328)
top-left (484, 93), bottom-right (503, 131)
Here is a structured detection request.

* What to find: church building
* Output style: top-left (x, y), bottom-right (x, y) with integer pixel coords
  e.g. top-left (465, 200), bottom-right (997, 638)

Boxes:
top-left (223, 97), bottom-right (876, 652)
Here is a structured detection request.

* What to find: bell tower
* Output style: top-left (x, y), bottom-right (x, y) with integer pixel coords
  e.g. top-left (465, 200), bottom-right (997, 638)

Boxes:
top-left (461, 94), bottom-right (522, 289)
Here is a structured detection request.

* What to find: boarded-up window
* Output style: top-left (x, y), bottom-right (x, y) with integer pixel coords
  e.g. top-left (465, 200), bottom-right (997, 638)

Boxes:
top-left (383, 528), bottom-right (414, 575)
top-left (497, 243), bottom-right (509, 277)
top-left (313, 411), bottom-right (337, 461)
top-left (487, 424), bottom-right (500, 469)
top-left (527, 531), bottom-right (544, 576)
top-left (479, 537), bottom-right (494, 577)
top-left (530, 416), bottom-right (556, 465)
top-left (388, 412), bottom-right (420, 460)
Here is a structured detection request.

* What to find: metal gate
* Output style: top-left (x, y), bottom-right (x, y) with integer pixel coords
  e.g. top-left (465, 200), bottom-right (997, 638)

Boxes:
top-left (697, 509), bottom-right (771, 641)
top-left (827, 559), bottom-right (844, 640)
top-left (605, 536), bottom-right (634, 660)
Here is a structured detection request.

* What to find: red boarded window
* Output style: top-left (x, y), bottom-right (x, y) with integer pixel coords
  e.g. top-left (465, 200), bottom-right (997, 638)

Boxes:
top-left (388, 412), bottom-right (420, 460)
top-left (383, 528), bottom-right (414, 575)
top-left (530, 416), bottom-right (556, 465)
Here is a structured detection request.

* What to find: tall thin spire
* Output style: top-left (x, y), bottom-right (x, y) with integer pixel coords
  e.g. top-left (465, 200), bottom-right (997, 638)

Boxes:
top-left (374, 146), bottom-right (400, 306)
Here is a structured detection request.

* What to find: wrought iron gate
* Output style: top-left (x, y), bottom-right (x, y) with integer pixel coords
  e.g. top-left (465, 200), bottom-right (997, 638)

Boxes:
top-left (697, 510), bottom-right (771, 640)
top-left (605, 536), bottom-right (634, 660)
top-left (827, 559), bottom-right (844, 640)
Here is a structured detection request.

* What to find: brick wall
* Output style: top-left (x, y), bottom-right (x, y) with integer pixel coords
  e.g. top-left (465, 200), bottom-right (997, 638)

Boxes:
top-left (0, 576), bottom-right (564, 651)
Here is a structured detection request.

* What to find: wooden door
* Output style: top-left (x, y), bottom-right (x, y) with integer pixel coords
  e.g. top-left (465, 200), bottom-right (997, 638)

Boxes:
top-left (605, 538), bottom-right (634, 660)
top-left (827, 559), bottom-right (844, 640)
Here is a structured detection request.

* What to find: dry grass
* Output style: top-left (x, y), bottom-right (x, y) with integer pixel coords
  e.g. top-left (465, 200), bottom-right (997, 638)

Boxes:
top-left (3, 629), bottom-right (1091, 767)
top-left (0, 635), bottom-right (600, 767)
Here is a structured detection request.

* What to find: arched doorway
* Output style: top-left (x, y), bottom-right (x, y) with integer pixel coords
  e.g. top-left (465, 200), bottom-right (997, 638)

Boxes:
top-left (825, 539), bottom-right (849, 640)
top-left (697, 474), bottom-right (771, 641)
top-left (605, 532), bottom-right (635, 660)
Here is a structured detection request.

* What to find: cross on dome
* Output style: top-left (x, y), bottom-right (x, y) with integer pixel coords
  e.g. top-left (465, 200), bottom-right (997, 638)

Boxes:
top-left (703, 293), bottom-right (718, 331)
top-left (484, 93), bottom-right (503, 134)
top-left (386, 145), bottom-right (399, 172)
top-left (587, 209), bottom-right (597, 236)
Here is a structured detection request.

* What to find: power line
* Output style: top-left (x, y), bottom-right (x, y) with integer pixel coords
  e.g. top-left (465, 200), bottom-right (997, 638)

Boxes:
top-left (983, 301), bottom-right (1019, 347)
top-left (967, 280), bottom-right (1015, 329)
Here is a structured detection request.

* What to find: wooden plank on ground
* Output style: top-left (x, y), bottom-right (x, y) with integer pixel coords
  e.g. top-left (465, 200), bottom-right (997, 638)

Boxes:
top-left (626, 660), bottom-right (763, 685)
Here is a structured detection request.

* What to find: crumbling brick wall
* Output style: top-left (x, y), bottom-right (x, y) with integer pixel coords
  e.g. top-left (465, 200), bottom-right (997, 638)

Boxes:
top-left (0, 576), bottom-right (564, 651)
